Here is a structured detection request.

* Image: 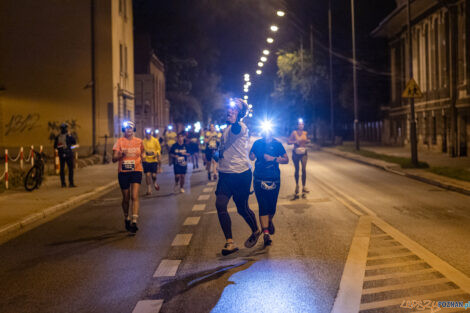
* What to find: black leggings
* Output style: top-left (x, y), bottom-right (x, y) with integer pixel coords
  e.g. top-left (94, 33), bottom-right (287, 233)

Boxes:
top-left (253, 179), bottom-right (280, 216)
top-left (215, 170), bottom-right (258, 240)
top-left (293, 152), bottom-right (307, 186)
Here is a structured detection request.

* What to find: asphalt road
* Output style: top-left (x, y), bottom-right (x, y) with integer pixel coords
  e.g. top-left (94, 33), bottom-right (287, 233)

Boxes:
top-left (0, 148), bottom-right (469, 313)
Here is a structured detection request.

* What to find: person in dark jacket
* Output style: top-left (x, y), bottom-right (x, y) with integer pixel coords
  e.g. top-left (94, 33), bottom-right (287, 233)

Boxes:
top-left (54, 123), bottom-right (77, 187)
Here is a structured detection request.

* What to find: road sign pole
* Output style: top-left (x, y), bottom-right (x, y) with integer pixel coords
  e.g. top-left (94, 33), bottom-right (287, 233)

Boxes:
top-left (407, 0), bottom-right (418, 166)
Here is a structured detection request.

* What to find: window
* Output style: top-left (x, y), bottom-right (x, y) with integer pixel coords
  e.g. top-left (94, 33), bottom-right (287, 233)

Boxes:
top-left (124, 46), bottom-right (128, 76)
top-left (434, 19), bottom-right (439, 90)
top-left (119, 44), bottom-right (123, 74)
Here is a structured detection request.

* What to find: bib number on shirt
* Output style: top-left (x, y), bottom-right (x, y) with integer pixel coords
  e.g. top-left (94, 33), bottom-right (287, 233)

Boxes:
top-left (122, 160), bottom-right (136, 171)
top-left (208, 140), bottom-right (217, 149)
top-left (177, 156), bottom-right (187, 166)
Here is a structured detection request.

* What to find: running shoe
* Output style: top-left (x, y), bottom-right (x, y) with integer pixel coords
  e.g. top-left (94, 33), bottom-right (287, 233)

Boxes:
top-left (180, 188), bottom-right (185, 193)
top-left (302, 188), bottom-right (310, 193)
top-left (268, 220), bottom-right (275, 235)
top-left (154, 183), bottom-right (160, 191)
top-left (295, 185), bottom-right (299, 195)
top-left (221, 242), bottom-right (239, 256)
top-left (213, 173), bottom-right (217, 180)
top-left (263, 234), bottom-right (272, 246)
top-left (124, 219), bottom-right (131, 231)
top-left (244, 230), bottom-right (261, 248)
top-left (130, 222), bottom-right (138, 234)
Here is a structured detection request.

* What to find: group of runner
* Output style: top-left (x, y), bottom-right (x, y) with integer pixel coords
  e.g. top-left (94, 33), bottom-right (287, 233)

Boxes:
top-left (111, 100), bottom-right (310, 250)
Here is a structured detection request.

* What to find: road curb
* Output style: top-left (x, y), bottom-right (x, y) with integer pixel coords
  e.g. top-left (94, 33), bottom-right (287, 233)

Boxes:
top-left (0, 181), bottom-right (118, 243)
top-left (321, 147), bottom-right (470, 196)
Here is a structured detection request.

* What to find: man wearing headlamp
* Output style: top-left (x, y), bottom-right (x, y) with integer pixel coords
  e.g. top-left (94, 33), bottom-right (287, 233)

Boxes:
top-left (215, 98), bottom-right (260, 255)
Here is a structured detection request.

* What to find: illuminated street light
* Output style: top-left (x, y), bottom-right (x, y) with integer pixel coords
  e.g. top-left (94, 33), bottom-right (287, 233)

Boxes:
top-left (258, 62), bottom-right (264, 67)
top-left (244, 73), bottom-right (250, 78)
top-left (244, 88), bottom-right (249, 92)
top-left (260, 56), bottom-right (267, 62)
top-left (267, 37), bottom-right (274, 44)
top-left (244, 76), bottom-right (250, 82)
top-left (248, 104), bottom-right (253, 109)
top-left (247, 82), bottom-right (251, 86)
top-left (256, 69), bottom-right (262, 75)
top-left (263, 49), bottom-right (270, 55)
top-left (244, 95), bottom-right (248, 100)
top-left (277, 10), bottom-right (285, 17)
top-left (248, 113), bottom-right (253, 118)
top-left (270, 25), bottom-right (278, 32)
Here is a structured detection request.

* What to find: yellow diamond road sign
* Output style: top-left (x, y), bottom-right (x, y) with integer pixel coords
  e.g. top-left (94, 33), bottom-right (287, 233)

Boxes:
top-left (402, 78), bottom-right (423, 98)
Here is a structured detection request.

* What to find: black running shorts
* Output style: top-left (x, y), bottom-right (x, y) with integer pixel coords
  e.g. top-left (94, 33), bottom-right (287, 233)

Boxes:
top-left (118, 171), bottom-right (142, 190)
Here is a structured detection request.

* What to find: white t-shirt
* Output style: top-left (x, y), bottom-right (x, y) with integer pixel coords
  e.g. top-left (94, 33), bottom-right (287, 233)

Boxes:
top-left (218, 122), bottom-right (251, 174)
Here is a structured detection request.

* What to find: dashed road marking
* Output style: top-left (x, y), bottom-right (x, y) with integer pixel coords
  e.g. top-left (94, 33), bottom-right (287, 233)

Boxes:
top-left (192, 204), bottom-right (206, 211)
top-left (132, 300), bottom-right (163, 313)
top-left (171, 234), bottom-right (192, 246)
top-left (207, 181), bottom-right (217, 186)
top-left (183, 217), bottom-right (200, 225)
top-left (197, 194), bottom-right (210, 201)
top-left (153, 259), bottom-right (181, 278)
top-left (202, 187), bottom-right (214, 193)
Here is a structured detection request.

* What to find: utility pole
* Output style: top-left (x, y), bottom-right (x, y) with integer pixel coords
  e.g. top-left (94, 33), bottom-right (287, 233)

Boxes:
top-left (328, 0), bottom-right (335, 142)
top-left (351, 0), bottom-right (359, 150)
top-left (90, 0), bottom-right (97, 154)
top-left (407, 0), bottom-right (418, 165)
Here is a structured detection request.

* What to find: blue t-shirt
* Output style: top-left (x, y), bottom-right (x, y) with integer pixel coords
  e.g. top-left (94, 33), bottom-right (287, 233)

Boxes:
top-left (250, 138), bottom-right (286, 180)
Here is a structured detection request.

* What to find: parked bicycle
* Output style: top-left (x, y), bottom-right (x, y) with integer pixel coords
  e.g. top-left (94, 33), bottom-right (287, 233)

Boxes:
top-left (24, 150), bottom-right (46, 191)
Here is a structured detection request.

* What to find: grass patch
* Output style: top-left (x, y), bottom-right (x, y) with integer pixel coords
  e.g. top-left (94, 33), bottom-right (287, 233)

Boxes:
top-left (428, 167), bottom-right (470, 182)
top-left (337, 146), bottom-right (429, 169)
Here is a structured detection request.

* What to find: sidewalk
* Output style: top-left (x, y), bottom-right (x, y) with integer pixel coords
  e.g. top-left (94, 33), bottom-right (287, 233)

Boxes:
top-left (321, 143), bottom-right (470, 196)
top-left (0, 162), bottom-right (118, 243)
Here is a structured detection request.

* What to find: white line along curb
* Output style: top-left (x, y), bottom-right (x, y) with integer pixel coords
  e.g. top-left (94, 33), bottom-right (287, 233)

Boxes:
top-left (153, 259), bottom-right (181, 278)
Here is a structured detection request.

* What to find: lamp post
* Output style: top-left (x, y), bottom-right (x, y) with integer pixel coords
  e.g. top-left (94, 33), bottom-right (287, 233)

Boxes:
top-left (328, 0), bottom-right (335, 142)
top-left (407, 0), bottom-right (418, 165)
top-left (351, 0), bottom-right (359, 150)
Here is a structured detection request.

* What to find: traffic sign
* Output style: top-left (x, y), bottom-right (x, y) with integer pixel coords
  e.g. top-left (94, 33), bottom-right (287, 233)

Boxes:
top-left (402, 78), bottom-right (423, 98)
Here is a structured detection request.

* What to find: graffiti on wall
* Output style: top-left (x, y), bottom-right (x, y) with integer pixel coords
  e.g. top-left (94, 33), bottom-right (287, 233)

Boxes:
top-left (48, 120), bottom-right (80, 142)
top-left (4, 113), bottom-right (41, 136)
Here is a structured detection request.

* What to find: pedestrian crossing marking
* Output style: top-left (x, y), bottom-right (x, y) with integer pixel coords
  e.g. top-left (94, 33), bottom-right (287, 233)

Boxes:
top-left (198, 194), bottom-right (210, 201)
top-left (192, 204), bottom-right (206, 211)
top-left (183, 217), bottom-right (200, 225)
top-left (132, 300), bottom-right (163, 313)
top-left (202, 187), bottom-right (214, 193)
top-left (171, 234), bottom-right (192, 246)
top-left (402, 78), bottom-right (423, 98)
top-left (153, 259), bottom-right (181, 277)
top-left (207, 182), bottom-right (217, 186)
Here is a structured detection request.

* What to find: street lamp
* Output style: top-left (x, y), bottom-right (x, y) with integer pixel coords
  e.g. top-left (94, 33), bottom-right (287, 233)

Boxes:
top-left (256, 69), bottom-right (262, 75)
top-left (270, 25), bottom-right (278, 32)
top-left (244, 95), bottom-right (248, 100)
top-left (258, 62), bottom-right (264, 67)
top-left (263, 49), bottom-right (270, 55)
top-left (276, 10), bottom-right (285, 17)
top-left (260, 56), bottom-right (267, 62)
top-left (247, 81), bottom-right (251, 86)
top-left (244, 76), bottom-right (250, 82)
top-left (267, 37), bottom-right (274, 44)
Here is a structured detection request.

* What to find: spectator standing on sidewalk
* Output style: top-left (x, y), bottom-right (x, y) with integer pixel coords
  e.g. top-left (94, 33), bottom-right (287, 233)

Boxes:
top-left (54, 123), bottom-right (77, 188)
top-left (250, 120), bottom-right (288, 246)
top-left (112, 121), bottom-right (144, 234)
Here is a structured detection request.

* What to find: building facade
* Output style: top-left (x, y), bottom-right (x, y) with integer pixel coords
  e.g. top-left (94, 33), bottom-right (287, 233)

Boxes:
top-left (134, 53), bottom-right (169, 138)
top-left (373, 0), bottom-right (470, 156)
top-left (0, 0), bottom-right (135, 155)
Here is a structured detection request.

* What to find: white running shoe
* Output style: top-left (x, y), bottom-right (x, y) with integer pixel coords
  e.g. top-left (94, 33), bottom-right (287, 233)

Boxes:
top-left (180, 188), bottom-right (185, 193)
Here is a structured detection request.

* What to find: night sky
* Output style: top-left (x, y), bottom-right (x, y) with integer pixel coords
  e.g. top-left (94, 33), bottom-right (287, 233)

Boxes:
top-left (133, 0), bottom-right (397, 123)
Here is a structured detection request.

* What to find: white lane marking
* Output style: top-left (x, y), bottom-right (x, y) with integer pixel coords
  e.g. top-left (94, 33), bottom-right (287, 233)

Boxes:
top-left (363, 268), bottom-right (437, 281)
top-left (198, 194), bottom-right (210, 201)
top-left (361, 277), bottom-right (450, 295)
top-left (192, 204), bottom-right (206, 211)
top-left (205, 207), bottom-right (237, 215)
top-left (183, 217), bottom-right (200, 225)
top-left (171, 234), bottom-right (192, 246)
top-left (202, 187), bottom-right (213, 193)
top-left (331, 215), bottom-right (371, 313)
top-left (207, 182), bottom-right (216, 186)
top-left (153, 259), bottom-right (181, 277)
top-left (132, 300), bottom-right (163, 313)
top-left (365, 259), bottom-right (425, 270)
top-left (359, 289), bottom-right (465, 311)
top-left (367, 252), bottom-right (414, 260)
top-left (373, 217), bottom-right (470, 295)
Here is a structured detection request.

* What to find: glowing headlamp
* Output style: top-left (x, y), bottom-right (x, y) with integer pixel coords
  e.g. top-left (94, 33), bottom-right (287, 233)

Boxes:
top-left (260, 119), bottom-right (274, 133)
top-left (229, 100), bottom-right (236, 108)
top-left (123, 121), bottom-right (129, 128)
top-left (215, 125), bottom-right (220, 132)
top-left (154, 129), bottom-right (159, 134)
top-left (298, 118), bottom-right (304, 124)
top-left (168, 125), bottom-right (173, 130)
top-left (145, 128), bottom-right (152, 134)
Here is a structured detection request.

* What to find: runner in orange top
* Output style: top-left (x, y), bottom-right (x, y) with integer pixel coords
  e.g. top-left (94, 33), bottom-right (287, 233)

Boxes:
top-left (112, 121), bottom-right (145, 234)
